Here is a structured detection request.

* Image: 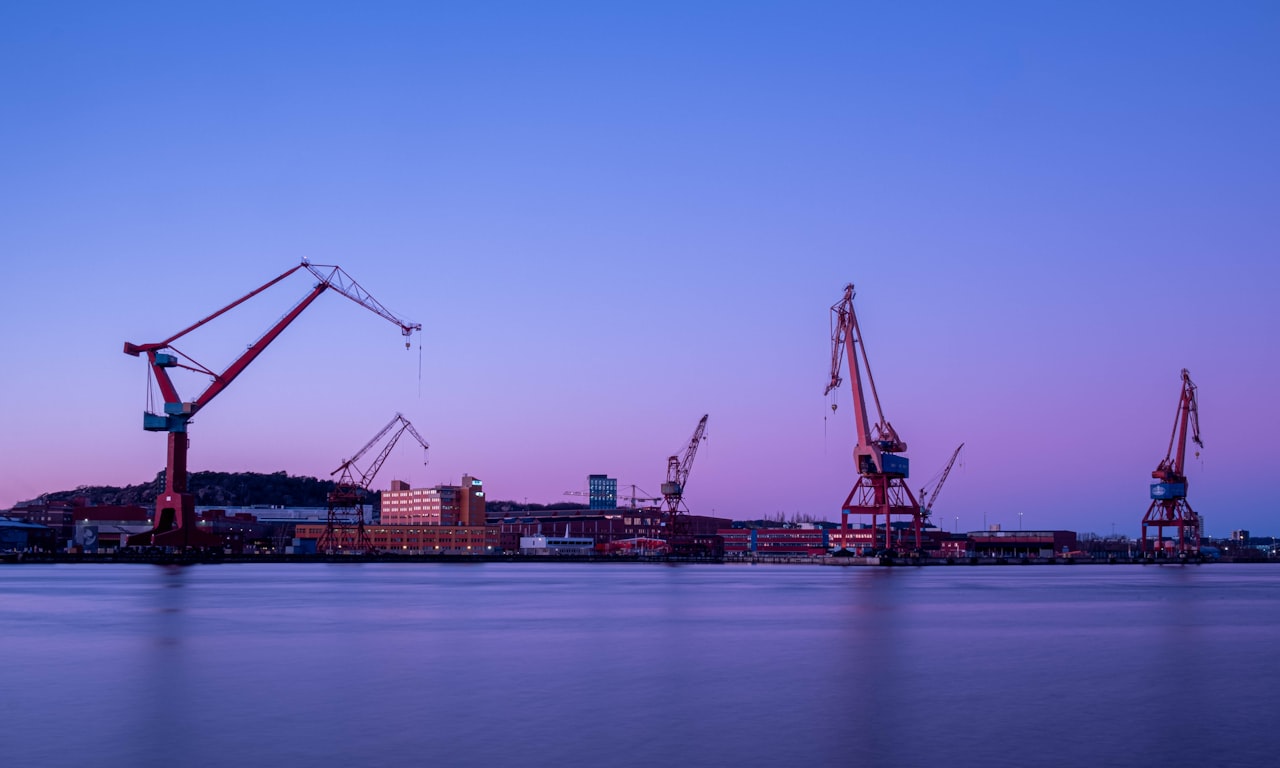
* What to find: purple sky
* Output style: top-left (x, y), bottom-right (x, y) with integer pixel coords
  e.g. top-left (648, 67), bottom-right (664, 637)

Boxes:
top-left (2, 2), bottom-right (1277, 537)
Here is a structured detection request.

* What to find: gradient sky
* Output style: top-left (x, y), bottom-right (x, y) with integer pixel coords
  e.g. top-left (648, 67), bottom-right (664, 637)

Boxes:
top-left (2, 1), bottom-right (1277, 537)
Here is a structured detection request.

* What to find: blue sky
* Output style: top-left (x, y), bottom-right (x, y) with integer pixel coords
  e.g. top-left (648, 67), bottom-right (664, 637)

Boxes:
top-left (2, 1), bottom-right (1277, 537)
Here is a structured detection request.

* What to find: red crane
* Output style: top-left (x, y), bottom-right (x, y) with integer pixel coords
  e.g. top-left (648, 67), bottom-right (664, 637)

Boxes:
top-left (124, 261), bottom-right (420, 548)
top-left (662, 414), bottom-right (708, 552)
top-left (1141, 369), bottom-right (1203, 557)
top-left (825, 283), bottom-right (922, 554)
top-left (319, 413), bottom-right (430, 555)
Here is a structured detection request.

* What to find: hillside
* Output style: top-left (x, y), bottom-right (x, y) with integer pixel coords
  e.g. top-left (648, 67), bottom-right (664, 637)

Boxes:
top-left (33, 471), bottom-right (337, 508)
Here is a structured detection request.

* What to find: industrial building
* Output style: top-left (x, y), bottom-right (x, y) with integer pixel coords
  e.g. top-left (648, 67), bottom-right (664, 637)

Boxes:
top-left (495, 508), bottom-right (730, 556)
top-left (380, 475), bottom-right (486, 526)
top-left (721, 527), bottom-right (830, 557)
top-left (520, 535), bottom-right (595, 555)
top-left (0, 516), bottom-right (56, 551)
top-left (828, 524), bottom-right (951, 554)
top-left (967, 530), bottom-right (1079, 559)
top-left (294, 523), bottom-right (497, 554)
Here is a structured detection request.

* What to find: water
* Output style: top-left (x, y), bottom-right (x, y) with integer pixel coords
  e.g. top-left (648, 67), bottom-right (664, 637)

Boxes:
top-left (2, 562), bottom-right (1277, 767)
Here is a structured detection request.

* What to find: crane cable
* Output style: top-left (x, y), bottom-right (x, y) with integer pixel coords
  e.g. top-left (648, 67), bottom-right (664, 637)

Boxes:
top-left (144, 365), bottom-right (155, 414)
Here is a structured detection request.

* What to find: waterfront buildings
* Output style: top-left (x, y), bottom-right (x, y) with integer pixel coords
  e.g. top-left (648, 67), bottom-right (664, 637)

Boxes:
top-left (494, 508), bottom-right (731, 556)
top-left (966, 529), bottom-right (1079, 558)
top-left (16, 499), bottom-right (151, 550)
top-left (380, 475), bottom-right (486, 526)
top-left (293, 523), bottom-right (497, 554)
top-left (720, 527), bottom-right (830, 557)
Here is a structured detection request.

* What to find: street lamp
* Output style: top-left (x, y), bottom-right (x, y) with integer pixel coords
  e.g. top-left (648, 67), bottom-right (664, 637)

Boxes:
top-left (1018, 511), bottom-right (1023, 530)
top-left (954, 516), bottom-right (959, 534)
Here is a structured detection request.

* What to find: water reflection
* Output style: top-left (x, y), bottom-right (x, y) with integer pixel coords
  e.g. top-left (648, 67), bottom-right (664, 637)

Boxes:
top-left (2, 564), bottom-right (1278, 767)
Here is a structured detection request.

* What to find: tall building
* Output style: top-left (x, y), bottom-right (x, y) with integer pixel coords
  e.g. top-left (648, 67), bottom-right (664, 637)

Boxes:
top-left (380, 475), bottom-right (486, 526)
top-left (588, 474), bottom-right (617, 510)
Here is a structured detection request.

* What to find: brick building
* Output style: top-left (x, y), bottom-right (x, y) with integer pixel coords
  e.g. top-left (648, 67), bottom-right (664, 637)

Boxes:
top-left (379, 475), bottom-right (486, 526)
top-left (720, 527), bottom-right (830, 557)
top-left (294, 523), bottom-right (497, 554)
top-left (496, 509), bottom-right (730, 555)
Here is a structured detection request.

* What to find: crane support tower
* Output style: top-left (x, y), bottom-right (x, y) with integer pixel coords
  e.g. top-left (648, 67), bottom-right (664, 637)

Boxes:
top-left (662, 415), bottom-right (708, 553)
top-left (1141, 369), bottom-right (1203, 557)
top-left (921, 442), bottom-right (964, 521)
top-left (319, 413), bottom-right (430, 555)
top-left (123, 261), bottom-right (421, 549)
top-left (825, 283), bottom-right (923, 554)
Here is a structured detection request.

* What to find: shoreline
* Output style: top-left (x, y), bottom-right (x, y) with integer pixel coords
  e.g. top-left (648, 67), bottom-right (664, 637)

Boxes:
top-left (2, 552), bottom-right (1272, 566)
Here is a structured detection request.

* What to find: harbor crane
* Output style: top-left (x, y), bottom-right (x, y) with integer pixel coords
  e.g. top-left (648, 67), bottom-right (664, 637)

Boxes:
top-left (920, 442), bottom-right (964, 521)
top-left (1141, 369), bottom-right (1203, 557)
top-left (319, 413), bottom-right (430, 555)
top-left (662, 415), bottom-right (709, 551)
top-left (124, 261), bottom-right (420, 548)
top-left (825, 283), bottom-right (923, 553)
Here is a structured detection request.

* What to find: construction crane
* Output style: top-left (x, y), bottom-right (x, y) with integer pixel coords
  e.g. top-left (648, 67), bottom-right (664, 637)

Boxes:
top-left (1141, 369), bottom-right (1203, 557)
top-left (920, 442), bottom-right (964, 521)
top-left (825, 283), bottom-right (922, 554)
top-left (565, 483), bottom-right (661, 508)
top-left (620, 484), bottom-right (663, 509)
top-left (319, 413), bottom-right (430, 555)
top-left (662, 414), bottom-right (708, 552)
top-left (123, 261), bottom-right (420, 548)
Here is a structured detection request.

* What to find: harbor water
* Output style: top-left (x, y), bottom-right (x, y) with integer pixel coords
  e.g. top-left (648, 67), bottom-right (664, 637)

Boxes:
top-left (2, 562), bottom-right (1277, 767)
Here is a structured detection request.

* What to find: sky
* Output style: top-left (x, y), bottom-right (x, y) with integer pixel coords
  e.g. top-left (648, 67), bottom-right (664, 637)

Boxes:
top-left (2, 1), bottom-right (1277, 538)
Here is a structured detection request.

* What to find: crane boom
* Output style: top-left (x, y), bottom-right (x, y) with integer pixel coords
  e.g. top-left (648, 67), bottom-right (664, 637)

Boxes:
top-left (124, 261), bottom-right (421, 423)
top-left (301, 262), bottom-right (421, 344)
top-left (663, 414), bottom-right (708, 504)
top-left (921, 443), bottom-right (964, 517)
top-left (826, 284), bottom-right (906, 476)
top-left (1161, 368), bottom-right (1202, 479)
top-left (331, 413), bottom-right (430, 493)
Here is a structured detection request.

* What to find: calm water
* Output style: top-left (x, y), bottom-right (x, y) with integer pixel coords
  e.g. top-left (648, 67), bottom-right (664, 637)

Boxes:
top-left (1, 562), bottom-right (1277, 767)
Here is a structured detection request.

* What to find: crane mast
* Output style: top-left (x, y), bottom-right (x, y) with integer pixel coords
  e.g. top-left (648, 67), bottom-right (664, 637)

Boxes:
top-left (1141, 369), bottom-right (1203, 557)
top-left (826, 284), bottom-right (922, 554)
top-left (320, 413), bottom-right (429, 555)
top-left (662, 414), bottom-right (708, 553)
top-left (124, 261), bottom-right (420, 548)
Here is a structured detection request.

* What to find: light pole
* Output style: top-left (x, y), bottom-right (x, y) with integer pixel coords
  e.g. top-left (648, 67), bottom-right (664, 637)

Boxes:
top-left (1019, 511), bottom-right (1023, 531)
top-left (954, 516), bottom-right (959, 534)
